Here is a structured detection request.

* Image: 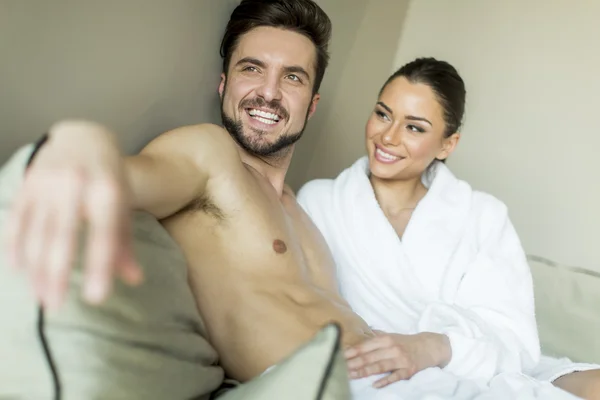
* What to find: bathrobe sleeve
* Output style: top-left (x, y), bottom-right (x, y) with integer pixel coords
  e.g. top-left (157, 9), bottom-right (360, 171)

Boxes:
top-left (417, 195), bottom-right (541, 382)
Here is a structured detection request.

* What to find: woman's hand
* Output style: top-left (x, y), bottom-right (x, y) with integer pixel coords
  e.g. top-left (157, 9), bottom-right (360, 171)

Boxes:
top-left (345, 331), bottom-right (452, 388)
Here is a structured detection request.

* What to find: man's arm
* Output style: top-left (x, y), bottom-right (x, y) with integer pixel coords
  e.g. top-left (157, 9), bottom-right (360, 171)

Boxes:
top-left (5, 120), bottom-right (239, 308)
top-left (125, 123), bottom-right (240, 219)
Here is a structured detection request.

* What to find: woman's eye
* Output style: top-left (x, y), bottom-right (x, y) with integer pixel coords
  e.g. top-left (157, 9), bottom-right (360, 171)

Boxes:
top-left (408, 124), bottom-right (425, 133)
top-left (375, 111), bottom-right (389, 121)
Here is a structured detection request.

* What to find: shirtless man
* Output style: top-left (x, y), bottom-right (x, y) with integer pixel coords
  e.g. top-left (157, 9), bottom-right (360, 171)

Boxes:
top-left (5, 0), bottom-right (378, 383)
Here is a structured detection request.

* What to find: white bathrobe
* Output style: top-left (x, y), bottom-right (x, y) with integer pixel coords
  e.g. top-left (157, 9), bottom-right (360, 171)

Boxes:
top-left (297, 156), bottom-right (596, 398)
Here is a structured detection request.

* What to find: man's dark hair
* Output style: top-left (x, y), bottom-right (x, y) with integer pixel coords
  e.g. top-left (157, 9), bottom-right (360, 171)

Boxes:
top-left (220, 0), bottom-right (332, 95)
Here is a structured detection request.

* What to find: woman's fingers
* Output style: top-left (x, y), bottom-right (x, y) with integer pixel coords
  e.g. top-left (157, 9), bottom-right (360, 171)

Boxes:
top-left (345, 335), bottom-right (392, 359)
top-left (373, 369), bottom-right (413, 388)
top-left (347, 347), bottom-right (398, 370)
top-left (346, 334), bottom-right (420, 385)
top-left (348, 353), bottom-right (400, 379)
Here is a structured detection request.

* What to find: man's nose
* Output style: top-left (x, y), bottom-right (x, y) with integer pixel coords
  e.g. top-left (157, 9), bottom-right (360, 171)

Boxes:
top-left (256, 75), bottom-right (282, 102)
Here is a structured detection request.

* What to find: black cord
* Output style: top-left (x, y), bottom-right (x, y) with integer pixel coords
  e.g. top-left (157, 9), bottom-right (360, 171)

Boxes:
top-left (25, 134), bottom-right (62, 399)
top-left (37, 306), bottom-right (61, 400)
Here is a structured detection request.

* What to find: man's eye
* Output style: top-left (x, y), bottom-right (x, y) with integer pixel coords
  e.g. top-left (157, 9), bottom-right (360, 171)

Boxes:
top-left (287, 74), bottom-right (301, 82)
top-left (244, 66), bottom-right (258, 72)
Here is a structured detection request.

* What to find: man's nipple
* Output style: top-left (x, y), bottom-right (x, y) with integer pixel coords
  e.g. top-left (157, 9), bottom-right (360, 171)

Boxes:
top-left (273, 239), bottom-right (287, 254)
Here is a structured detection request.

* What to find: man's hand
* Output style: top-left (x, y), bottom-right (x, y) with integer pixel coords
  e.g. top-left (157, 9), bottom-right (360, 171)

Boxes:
top-left (3, 120), bottom-right (142, 310)
top-left (344, 331), bottom-right (451, 388)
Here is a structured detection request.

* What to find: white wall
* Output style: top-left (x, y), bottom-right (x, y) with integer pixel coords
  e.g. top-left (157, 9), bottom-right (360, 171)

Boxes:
top-left (393, 0), bottom-right (600, 271)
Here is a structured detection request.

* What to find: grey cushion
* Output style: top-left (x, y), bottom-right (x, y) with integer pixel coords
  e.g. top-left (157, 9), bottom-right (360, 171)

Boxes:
top-left (220, 323), bottom-right (351, 400)
top-left (530, 255), bottom-right (600, 363)
top-left (0, 145), bottom-right (224, 400)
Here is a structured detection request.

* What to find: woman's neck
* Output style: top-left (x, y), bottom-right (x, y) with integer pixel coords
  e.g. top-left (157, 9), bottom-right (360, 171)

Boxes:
top-left (369, 174), bottom-right (428, 217)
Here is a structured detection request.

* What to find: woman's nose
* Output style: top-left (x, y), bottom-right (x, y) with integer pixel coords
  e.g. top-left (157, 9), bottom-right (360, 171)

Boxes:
top-left (381, 126), bottom-right (402, 146)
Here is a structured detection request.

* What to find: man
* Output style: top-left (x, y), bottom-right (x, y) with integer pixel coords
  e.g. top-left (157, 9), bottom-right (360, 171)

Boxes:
top-left (5, 0), bottom-right (380, 386)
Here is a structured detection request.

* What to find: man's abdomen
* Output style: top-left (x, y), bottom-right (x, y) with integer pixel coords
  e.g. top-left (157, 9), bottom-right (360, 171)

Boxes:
top-left (205, 283), bottom-right (371, 382)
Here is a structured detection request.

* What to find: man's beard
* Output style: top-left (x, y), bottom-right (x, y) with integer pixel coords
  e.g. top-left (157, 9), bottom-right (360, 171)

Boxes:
top-left (220, 91), bottom-right (310, 158)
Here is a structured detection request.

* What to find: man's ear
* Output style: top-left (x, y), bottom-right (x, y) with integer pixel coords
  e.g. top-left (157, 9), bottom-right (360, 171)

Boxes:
top-left (436, 132), bottom-right (461, 161)
top-left (307, 93), bottom-right (321, 120)
top-left (218, 73), bottom-right (226, 99)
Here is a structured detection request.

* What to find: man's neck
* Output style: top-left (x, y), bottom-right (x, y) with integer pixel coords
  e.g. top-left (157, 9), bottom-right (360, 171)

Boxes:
top-left (239, 146), bottom-right (295, 197)
top-left (369, 174), bottom-right (428, 217)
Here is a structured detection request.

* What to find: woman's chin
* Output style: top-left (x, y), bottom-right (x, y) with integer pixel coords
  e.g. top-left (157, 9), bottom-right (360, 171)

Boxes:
top-left (368, 160), bottom-right (400, 181)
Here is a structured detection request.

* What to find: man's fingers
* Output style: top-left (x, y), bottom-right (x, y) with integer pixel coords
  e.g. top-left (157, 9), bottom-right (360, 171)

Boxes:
top-left (4, 178), bottom-right (35, 270)
top-left (45, 173), bottom-right (83, 310)
top-left (82, 178), bottom-right (122, 304)
top-left (115, 212), bottom-right (143, 286)
top-left (23, 197), bottom-right (53, 303)
top-left (116, 231), bottom-right (143, 286)
top-left (373, 369), bottom-right (413, 388)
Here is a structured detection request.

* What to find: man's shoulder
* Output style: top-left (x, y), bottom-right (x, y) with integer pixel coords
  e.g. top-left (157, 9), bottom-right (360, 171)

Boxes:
top-left (159, 123), bottom-right (236, 149)
top-left (147, 123), bottom-right (241, 166)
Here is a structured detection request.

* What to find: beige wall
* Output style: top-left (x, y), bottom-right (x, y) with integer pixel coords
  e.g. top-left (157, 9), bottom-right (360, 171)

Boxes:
top-left (0, 0), bottom-right (238, 161)
top-left (287, 0), bottom-right (411, 189)
top-left (6, 1), bottom-right (594, 273)
top-left (391, 0), bottom-right (600, 271)
top-left (0, 0), bottom-right (405, 193)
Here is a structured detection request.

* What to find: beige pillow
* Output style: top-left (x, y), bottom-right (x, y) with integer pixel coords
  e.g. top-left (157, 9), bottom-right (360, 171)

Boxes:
top-left (530, 255), bottom-right (600, 363)
top-left (0, 145), bottom-right (224, 399)
top-left (219, 323), bottom-right (351, 400)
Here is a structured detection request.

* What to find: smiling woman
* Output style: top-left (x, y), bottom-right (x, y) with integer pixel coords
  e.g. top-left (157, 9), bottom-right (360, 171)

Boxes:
top-left (365, 58), bottom-right (464, 185)
top-left (297, 57), bottom-right (600, 397)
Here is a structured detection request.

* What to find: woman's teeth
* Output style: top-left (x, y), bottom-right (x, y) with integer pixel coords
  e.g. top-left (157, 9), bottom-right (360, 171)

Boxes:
top-left (376, 148), bottom-right (400, 161)
top-left (249, 109), bottom-right (280, 125)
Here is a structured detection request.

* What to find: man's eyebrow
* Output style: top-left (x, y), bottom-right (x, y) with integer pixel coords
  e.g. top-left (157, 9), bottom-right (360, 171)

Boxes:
top-left (235, 57), bottom-right (267, 68)
top-left (283, 65), bottom-right (310, 81)
top-left (235, 57), bottom-right (311, 81)
top-left (376, 102), bottom-right (433, 127)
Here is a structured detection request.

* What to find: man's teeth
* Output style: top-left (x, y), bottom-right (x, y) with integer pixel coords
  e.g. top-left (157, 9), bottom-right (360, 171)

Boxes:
top-left (376, 148), bottom-right (400, 161)
top-left (248, 109), bottom-right (280, 124)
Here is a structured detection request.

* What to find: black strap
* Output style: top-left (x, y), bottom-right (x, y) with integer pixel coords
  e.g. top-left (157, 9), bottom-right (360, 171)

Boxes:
top-left (26, 134), bottom-right (62, 400)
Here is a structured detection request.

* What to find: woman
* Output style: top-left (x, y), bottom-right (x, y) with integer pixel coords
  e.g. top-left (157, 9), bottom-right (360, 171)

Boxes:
top-left (297, 57), bottom-right (600, 398)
